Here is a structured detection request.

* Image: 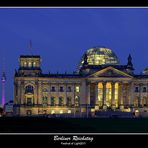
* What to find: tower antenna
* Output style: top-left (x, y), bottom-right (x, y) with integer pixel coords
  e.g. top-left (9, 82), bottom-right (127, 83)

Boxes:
top-left (29, 40), bottom-right (33, 55)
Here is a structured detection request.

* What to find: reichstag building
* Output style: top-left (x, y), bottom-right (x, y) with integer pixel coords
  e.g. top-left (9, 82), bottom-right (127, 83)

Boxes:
top-left (14, 47), bottom-right (148, 116)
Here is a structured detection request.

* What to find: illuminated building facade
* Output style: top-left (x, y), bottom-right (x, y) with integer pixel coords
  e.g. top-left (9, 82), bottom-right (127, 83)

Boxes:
top-left (14, 47), bottom-right (148, 116)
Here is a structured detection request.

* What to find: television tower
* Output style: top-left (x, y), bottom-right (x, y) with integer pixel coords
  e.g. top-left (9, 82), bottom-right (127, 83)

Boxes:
top-left (1, 72), bottom-right (6, 107)
top-left (1, 55), bottom-right (6, 107)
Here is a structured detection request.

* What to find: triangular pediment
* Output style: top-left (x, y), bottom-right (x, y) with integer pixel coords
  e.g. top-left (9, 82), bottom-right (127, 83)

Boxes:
top-left (88, 66), bottom-right (133, 78)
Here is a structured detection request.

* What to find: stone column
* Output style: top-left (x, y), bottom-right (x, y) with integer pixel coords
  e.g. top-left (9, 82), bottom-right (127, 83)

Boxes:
top-left (103, 82), bottom-right (107, 109)
top-left (65, 83), bottom-right (67, 106)
top-left (57, 83), bottom-right (59, 106)
top-left (111, 82), bottom-right (115, 109)
top-left (87, 83), bottom-right (90, 105)
top-left (86, 83), bottom-right (90, 117)
top-left (139, 83), bottom-right (143, 107)
top-left (34, 82), bottom-right (38, 105)
top-left (48, 83), bottom-right (51, 105)
top-left (129, 82), bottom-right (134, 107)
top-left (21, 83), bottom-right (24, 104)
top-left (81, 80), bottom-right (87, 112)
top-left (119, 82), bottom-right (124, 110)
top-left (95, 83), bottom-right (98, 105)
top-left (14, 81), bottom-right (17, 104)
top-left (38, 81), bottom-right (42, 104)
top-left (17, 81), bottom-right (21, 104)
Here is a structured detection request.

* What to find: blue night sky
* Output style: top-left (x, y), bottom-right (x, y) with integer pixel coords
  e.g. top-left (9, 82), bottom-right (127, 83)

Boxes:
top-left (0, 7), bottom-right (148, 102)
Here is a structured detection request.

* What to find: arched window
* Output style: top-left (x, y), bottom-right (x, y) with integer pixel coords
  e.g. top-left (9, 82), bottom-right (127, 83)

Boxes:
top-left (25, 85), bottom-right (34, 94)
top-left (75, 96), bottom-right (80, 107)
top-left (67, 97), bottom-right (72, 107)
top-left (51, 97), bottom-right (55, 106)
top-left (42, 96), bottom-right (48, 107)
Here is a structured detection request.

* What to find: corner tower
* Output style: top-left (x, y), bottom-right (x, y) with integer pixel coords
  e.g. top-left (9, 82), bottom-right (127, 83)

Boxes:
top-left (17, 55), bottom-right (42, 76)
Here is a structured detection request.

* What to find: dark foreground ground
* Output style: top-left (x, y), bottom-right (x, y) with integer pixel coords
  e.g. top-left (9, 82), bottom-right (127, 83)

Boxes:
top-left (0, 117), bottom-right (148, 133)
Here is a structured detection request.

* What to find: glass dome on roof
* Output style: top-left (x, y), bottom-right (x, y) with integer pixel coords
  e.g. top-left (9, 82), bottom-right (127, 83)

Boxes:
top-left (77, 47), bottom-right (120, 70)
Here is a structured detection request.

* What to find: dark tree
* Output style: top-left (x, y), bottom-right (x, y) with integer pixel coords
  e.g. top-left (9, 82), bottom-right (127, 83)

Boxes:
top-left (0, 107), bottom-right (3, 114)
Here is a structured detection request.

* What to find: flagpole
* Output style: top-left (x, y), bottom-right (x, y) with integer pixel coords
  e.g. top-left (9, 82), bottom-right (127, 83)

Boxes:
top-left (29, 40), bottom-right (33, 55)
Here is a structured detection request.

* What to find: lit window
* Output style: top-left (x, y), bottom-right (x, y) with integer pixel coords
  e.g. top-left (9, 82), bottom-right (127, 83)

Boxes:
top-left (68, 110), bottom-right (71, 114)
top-left (26, 110), bottom-right (32, 115)
top-left (28, 62), bottom-right (32, 67)
top-left (75, 96), bottom-right (80, 107)
top-left (33, 62), bottom-right (36, 67)
top-left (75, 86), bottom-right (80, 92)
top-left (51, 110), bottom-right (55, 114)
top-left (60, 110), bottom-right (63, 114)
top-left (24, 62), bottom-right (27, 67)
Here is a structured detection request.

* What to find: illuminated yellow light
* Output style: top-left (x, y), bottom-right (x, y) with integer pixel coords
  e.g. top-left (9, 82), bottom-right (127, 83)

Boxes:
top-left (75, 86), bottom-right (80, 92)
top-left (68, 110), bottom-right (71, 114)
top-left (135, 110), bottom-right (139, 113)
top-left (33, 62), bottom-right (36, 66)
top-left (91, 109), bottom-right (95, 112)
top-left (60, 110), bottom-right (63, 114)
top-left (123, 108), bottom-right (131, 112)
top-left (51, 110), bottom-right (55, 114)
top-left (28, 62), bottom-right (32, 67)
top-left (24, 62), bottom-right (27, 66)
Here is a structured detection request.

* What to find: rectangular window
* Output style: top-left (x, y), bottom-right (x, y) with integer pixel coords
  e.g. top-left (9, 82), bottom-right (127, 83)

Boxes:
top-left (26, 110), bottom-right (32, 116)
top-left (75, 86), bottom-right (80, 92)
top-left (59, 86), bottom-right (64, 92)
top-left (51, 86), bottom-right (55, 92)
top-left (67, 86), bottom-right (71, 92)
top-left (27, 98), bottom-right (32, 106)
top-left (135, 87), bottom-right (139, 92)
top-left (143, 87), bottom-right (147, 92)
